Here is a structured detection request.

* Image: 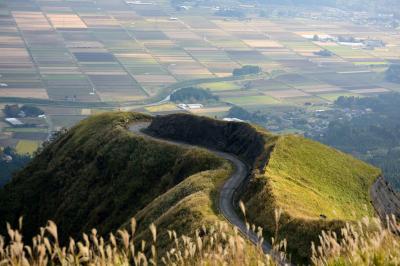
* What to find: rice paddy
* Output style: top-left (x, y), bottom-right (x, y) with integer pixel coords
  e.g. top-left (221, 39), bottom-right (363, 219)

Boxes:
top-left (1, 0), bottom-right (397, 106)
top-left (200, 81), bottom-right (241, 91)
top-left (222, 95), bottom-right (281, 106)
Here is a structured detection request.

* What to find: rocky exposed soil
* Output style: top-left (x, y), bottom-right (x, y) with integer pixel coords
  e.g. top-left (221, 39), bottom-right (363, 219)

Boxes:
top-left (371, 176), bottom-right (400, 219)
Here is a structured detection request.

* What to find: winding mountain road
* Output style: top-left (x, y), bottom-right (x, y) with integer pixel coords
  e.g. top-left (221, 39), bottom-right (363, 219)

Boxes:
top-left (129, 122), bottom-right (272, 254)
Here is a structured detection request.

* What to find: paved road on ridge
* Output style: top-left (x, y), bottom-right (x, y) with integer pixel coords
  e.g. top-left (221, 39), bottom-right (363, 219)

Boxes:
top-left (129, 122), bottom-right (272, 254)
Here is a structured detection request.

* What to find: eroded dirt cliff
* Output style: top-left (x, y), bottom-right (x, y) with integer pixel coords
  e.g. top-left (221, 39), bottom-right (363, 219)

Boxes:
top-left (371, 176), bottom-right (400, 219)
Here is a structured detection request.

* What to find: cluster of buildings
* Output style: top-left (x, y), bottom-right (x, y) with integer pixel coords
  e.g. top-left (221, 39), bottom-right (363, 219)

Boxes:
top-left (303, 34), bottom-right (386, 50)
top-left (177, 103), bottom-right (204, 110)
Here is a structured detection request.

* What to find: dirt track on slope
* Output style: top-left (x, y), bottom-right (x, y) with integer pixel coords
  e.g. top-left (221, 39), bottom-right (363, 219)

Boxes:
top-left (129, 122), bottom-right (273, 254)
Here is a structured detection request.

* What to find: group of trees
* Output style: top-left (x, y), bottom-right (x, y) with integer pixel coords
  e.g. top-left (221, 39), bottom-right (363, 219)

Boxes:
top-left (227, 106), bottom-right (267, 123)
top-left (0, 147), bottom-right (30, 187)
top-left (170, 87), bottom-right (219, 103)
top-left (3, 104), bottom-right (44, 118)
top-left (232, 65), bottom-right (261, 76)
top-left (214, 9), bottom-right (245, 18)
top-left (314, 50), bottom-right (333, 57)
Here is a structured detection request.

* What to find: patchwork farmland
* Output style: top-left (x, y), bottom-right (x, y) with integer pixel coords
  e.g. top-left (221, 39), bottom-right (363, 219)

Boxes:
top-left (1, 0), bottom-right (400, 151)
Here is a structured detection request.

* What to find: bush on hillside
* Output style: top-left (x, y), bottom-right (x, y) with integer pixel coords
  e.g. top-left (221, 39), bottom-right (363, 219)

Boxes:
top-left (170, 87), bottom-right (219, 103)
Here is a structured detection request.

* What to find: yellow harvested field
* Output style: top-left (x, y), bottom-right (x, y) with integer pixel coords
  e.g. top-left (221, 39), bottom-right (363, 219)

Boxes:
top-left (0, 36), bottom-right (24, 46)
top-left (165, 31), bottom-right (201, 40)
top-left (264, 89), bottom-right (310, 98)
top-left (38, 67), bottom-right (82, 75)
top-left (81, 16), bottom-right (119, 27)
top-left (97, 91), bottom-right (147, 102)
top-left (141, 40), bottom-right (175, 46)
top-left (243, 39), bottom-right (283, 48)
top-left (213, 20), bottom-right (251, 31)
top-left (194, 29), bottom-right (231, 38)
top-left (66, 41), bottom-right (104, 49)
top-left (12, 11), bottom-right (52, 30)
top-left (246, 20), bottom-right (284, 31)
top-left (133, 75), bottom-right (176, 84)
top-left (156, 56), bottom-right (195, 63)
top-left (81, 109), bottom-right (91, 115)
top-left (351, 88), bottom-right (390, 94)
top-left (16, 140), bottom-right (40, 155)
top-left (169, 64), bottom-right (213, 75)
top-left (47, 14), bottom-right (87, 29)
top-left (84, 71), bottom-right (127, 75)
top-left (0, 48), bottom-right (31, 64)
top-left (189, 106), bottom-right (231, 114)
top-left (311, 57), bottom-right (347, 64)
top-left (301, 87), bottom-right (343, 93)
top-left (145, 103), bottom-right (180, 112)
top-left (214, 72), bottom-right (232, 77)
top-left (203, 62), bottom-right (241, 69)
top-left (0, 89), bottom-right (49, 99)
top-left (314, 41), bottom-right (339, 46)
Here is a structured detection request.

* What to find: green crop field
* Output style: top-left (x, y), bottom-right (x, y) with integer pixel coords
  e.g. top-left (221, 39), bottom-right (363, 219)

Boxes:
top-left (222, 95), bottom-right (281, 106)
top-left (4, 127), bottom-right (48, 133)
top-left (16, 140), bottom-right (40, 155)
top-left (0, 0), bottom-right (397, 110)
top-left (317, 92), bottom-right (362, 102)
top-left (200, 81), bottom-right (241, 91)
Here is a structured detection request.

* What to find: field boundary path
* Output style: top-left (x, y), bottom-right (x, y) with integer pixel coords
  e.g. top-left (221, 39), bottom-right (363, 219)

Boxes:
top-left (129, 122), bottom-right (273, 255)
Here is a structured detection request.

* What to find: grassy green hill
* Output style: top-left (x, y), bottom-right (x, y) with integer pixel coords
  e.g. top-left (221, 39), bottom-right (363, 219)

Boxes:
top-left (0, 112), bottom-right (233, 248)
top-left (243, 134), bottom-right (380, 261)
top-left (265, 135), bottom-right (378, 220)
top-left (0, 112), bottom-right (382, 264)
top-left (148, 113), bottom-right (381, 263)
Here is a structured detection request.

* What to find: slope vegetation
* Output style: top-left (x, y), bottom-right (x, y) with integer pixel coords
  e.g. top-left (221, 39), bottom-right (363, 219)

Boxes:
top-left (243, 135), bottom-right (380, 262)
top-left (148, 113), bottom-right (381, 262)
top-left (0, 112), bottom-right (381, 263)
top-left (0, 112), bottom-right (231, 246)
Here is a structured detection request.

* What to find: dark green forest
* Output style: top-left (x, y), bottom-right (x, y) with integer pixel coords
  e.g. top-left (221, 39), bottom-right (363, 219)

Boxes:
top-left (0, 148), bottom-right (30, 187)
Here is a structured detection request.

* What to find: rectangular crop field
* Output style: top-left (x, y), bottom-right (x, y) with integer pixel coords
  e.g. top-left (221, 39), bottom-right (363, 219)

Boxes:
top-left (16, 140), bottom-right (40, 155)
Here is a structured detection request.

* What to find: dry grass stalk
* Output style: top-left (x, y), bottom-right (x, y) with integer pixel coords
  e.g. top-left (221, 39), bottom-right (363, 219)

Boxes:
top-left (0, 213), bottom-right (398, 265)
top-left (0, 217), bottom-right (274, 266)
top-left (311, 215), bottom-right (400, 266)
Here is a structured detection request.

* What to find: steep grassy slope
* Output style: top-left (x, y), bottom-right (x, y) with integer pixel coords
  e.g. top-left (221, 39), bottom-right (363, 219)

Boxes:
top-left (131, 164), bottom-right (232, 249)
top-left (0, 112), bottom-right (231, 245)
top-left (148, 113), bottom-right (381, 263)
top-left (265, 135), bottom-right (378, 220)
top-left (243, 135), bottom-right (380, 261)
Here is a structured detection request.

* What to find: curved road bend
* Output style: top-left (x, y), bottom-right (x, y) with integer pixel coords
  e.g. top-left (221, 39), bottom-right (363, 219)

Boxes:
top-left (129, 122), bottom-right (272, 254)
